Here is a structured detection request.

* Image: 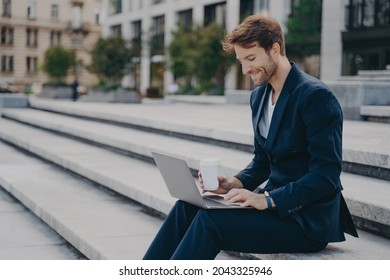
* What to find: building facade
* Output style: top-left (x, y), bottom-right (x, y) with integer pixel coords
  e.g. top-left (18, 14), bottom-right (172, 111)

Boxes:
top-left (102, 0), bottom-right (292, 95)
top-left (321, 0), bottom-right (390, 81)
top-left (0, 0), bottom-right (102, 92)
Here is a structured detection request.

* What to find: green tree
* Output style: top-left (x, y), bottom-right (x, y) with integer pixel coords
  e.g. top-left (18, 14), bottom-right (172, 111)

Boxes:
top-left (195, 23), bottom-right (235, 93)
top-left (89, 37), bottom-right (132, 85)
top-left (285, 0), bottom-right (322, 56)
top-left (167, 24), bottom-right (198, 87)
top-left (42, 46), bottom-right (75, 83)
top-left (167, 23), bottom-right (235, 94)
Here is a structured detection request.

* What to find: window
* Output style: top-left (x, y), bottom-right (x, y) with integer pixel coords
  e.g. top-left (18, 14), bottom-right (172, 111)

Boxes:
top-left (50, 30), bottom-right (61, 47)
top-left (151, 15), bottom-right (165, 55)
top-left (177, 9), bottom-right (193, 30)
top-left (289, 0), bottom-right (297, 17)
top-left (362, 0), bottom-right (375, 27)
top-left (151, 0), bottom-right (164, 4)
top-left (27, 0), bottom-right (36, 19)
top-left (204, 2), bottom-right (226, 28)
top-left (240, 0), bottom-right (269, 20)
top-left (94, 8), bottom-right (100, 25)
top-left (1, 56), bottom-right (6, 72)
top-left (110, 24), bottom-right (122, 37)
top-left (343, 51), bottom-right (383, 75)
top-left (2, 0), bottom-right (11, 17)
top-left (26, 56), bottom-right (38, 73)
top-left (1, 55), bottom-right (13, 73)
top-left (376, 0), bottom-right (390, 26)
top-left (346, 0), bottom-right (390, 29)
top-left (131, 20), bottom-right (142, 55)
top-left (71, 33), bottom-right (84, 48)
top-left (51, 4), bottom-right (59, 20)
top-left (110, 0), bottom-right (122, 14)
top-left (26, 28), bottom-right (38, 47)
top-left (1, 26), bottom-right (13, 46)
top-left (71, 5), bottom-right (82, 29)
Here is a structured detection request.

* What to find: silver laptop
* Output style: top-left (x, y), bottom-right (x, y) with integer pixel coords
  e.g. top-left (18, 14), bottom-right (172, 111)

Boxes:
top-left (152, 151), bottom-right (251, 209)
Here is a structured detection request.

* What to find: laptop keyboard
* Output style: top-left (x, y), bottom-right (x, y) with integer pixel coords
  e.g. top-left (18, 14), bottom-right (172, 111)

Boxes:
top-left (203, 196), bottom-right (233, 207)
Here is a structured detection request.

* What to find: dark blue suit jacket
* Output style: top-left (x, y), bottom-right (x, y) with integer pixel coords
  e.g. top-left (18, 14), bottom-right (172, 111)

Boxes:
top-left (235, 63), bottom-right (358, 243)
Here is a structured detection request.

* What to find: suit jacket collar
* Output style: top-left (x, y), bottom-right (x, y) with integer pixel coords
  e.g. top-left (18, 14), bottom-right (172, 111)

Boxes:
top-left (264, 63), bottom-right (300, 151)
top-left (254, 84), bottom-right (272, 144)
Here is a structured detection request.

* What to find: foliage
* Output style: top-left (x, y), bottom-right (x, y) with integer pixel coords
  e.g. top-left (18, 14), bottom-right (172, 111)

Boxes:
top-left (43, 81), bottom-right (68, 87)
top-left (195, 23), bottom-right (236, 87)
top-left (42, 46), bottom-right (75, 82)
top-left (92, 80), bottom-right (121, 91)
top-left (89, 37), bottom-right (132, 84)
top-left (285, 0), bottom-right (322, 56)
top-left (167, 23), bottom-right (235, 94)
top-left (167, 24), bottom-right (198, 86)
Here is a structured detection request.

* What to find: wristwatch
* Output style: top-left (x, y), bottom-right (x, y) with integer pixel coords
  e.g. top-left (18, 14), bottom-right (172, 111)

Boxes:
top-left (264, 191), bottom-right (273, 209)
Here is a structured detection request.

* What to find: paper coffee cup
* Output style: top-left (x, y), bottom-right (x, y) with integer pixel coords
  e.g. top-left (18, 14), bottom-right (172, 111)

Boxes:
top-left (200, 158), bottom-right (220, 191)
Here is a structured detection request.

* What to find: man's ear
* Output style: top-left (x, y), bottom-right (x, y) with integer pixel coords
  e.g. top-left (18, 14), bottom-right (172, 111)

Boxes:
top-left (271, 43), bottom-right (281, 56)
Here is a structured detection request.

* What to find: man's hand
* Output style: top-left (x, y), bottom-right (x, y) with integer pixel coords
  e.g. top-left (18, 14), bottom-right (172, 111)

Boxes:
top-left (198, 171), bottom-right (243, 194)
top-left (224, 189), bottom-right (268, 210)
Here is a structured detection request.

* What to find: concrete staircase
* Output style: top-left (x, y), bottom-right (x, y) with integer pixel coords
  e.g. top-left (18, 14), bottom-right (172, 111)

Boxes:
top-left (0, 96), bottom-right (389, 260)
top-left (360, 105), bottom-right (390, 124)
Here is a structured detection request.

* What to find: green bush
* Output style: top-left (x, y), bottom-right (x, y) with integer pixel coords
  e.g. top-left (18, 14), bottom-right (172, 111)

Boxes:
top-left (42, 46), bottom-right (75, 82)
top-left (89, 37), bottom-right (132, 85)
top-left (92, 80), bottom-right (121, 91)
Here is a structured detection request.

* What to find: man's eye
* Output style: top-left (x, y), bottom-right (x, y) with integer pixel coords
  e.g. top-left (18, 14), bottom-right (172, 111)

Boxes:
top-left (248, 57), bottom-right (255, 61)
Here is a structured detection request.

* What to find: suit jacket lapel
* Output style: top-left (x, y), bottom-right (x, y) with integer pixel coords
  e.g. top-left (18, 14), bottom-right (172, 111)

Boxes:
top-left (254, 84), bottom-right (272, 141)
top-left (265, 89), bottom-right (290, 151)
top-left (265, 63), bottom-right (299, 151)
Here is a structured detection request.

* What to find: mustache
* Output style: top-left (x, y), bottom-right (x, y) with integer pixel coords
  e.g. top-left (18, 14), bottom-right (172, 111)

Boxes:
top-left (248, 67), bottom-right (264, 75)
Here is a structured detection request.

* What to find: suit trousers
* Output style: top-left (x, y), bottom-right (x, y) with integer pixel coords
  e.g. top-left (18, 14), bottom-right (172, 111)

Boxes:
top-left (143, 201), bottom-right (327, 260)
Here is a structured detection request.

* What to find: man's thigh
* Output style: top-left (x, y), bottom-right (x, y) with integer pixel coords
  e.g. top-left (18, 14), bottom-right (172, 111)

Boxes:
top-left (204, 209), bottom-right (326, 254)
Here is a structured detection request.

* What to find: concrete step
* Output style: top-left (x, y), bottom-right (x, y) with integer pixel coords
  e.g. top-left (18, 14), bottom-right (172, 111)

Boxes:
top-left (0, 141), bottom-right (163, 259)
top-left (0, 117), bottom-right (389, 261)
top-left (0, 184), bottom-right (85, 260)
top-left (1, 109), bottom-right (389, 238)
top-left (0, 93), bottom-right (29, 108)
top-left (0, 140), bottom-right (239, 260)
top-left (27, 97), bottom-right (390, 181)
top-left (361, 105), bottom-right (390, 123)
top-left (358, 69), bottom-right (390, 78)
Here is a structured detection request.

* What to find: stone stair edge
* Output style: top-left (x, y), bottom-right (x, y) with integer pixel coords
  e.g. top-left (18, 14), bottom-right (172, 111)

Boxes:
top-left (0, 117), bottom-right (389, 239)
top-left (2, 108), bottom-right (390, 187)
top-left (2, 106), bottom-right (390, 174)
top-left (360, 105), bottom-right (390, 117)
top-left (27, 97), bottom-right (254, 147)
top-left (0, 109), bottom-right (250, 177)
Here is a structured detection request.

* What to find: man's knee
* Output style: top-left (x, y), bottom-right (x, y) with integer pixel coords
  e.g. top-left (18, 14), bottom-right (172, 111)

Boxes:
top-left (174, 200), bottom-right (198, 212)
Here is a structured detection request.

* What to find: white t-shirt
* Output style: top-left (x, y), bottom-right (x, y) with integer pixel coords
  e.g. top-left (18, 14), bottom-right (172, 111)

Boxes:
top-left (259, 87), bottom-right (276, 139)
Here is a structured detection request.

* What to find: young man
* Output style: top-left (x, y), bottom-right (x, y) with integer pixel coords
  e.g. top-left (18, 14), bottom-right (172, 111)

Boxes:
top-left (143, 15), bottom-right (358, 260)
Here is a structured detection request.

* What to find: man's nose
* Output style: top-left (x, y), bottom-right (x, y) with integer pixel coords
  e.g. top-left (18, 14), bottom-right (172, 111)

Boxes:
top-left (241, 61), bottom-right (250, 75)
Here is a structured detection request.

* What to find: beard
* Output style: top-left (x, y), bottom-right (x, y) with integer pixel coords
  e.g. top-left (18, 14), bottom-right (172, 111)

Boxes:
top-left (250, 54), bottom-right (277, 86)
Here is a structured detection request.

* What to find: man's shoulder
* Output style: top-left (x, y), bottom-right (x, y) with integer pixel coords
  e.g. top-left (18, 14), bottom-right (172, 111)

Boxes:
top-left (291, 68), bottom-right (333, 99)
